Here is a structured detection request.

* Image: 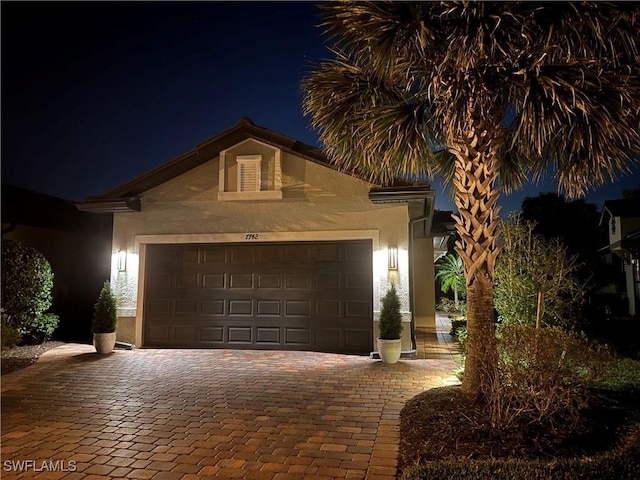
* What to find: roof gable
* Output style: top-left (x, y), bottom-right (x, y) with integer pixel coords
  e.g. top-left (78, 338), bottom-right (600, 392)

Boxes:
top-left (84, 118), bottom-right (361, 203)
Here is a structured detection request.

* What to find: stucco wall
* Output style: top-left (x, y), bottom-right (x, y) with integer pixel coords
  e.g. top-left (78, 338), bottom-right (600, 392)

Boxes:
top-left (111, 150), bottom-right (415, 350)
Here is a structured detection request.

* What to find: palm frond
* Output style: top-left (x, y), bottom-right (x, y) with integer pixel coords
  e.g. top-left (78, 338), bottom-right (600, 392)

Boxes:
top-left (302, 50), bottom-right (439, 185)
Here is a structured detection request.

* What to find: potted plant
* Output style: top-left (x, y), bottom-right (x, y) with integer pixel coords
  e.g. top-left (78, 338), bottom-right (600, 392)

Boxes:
top-left (92, 281), bottom-right (118, 354)
top-left (377, 284), bottom-right (403, 364)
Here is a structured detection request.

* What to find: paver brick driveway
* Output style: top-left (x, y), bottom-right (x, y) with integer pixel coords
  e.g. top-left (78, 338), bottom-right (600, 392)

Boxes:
top-left (1, 347), bottom-right (459, 479)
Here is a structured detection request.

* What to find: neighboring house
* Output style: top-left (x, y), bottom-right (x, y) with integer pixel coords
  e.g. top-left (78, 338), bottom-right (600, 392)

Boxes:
top-left (77, 118), bottom-right (451, 355)
top-left (2, 184), bottom-right (113, 341)
top-left (600, 198), bottom-right (640, 317)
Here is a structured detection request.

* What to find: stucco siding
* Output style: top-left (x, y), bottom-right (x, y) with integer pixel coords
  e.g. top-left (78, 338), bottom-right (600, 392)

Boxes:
top-left (111, 151), bottom-right (414, 351)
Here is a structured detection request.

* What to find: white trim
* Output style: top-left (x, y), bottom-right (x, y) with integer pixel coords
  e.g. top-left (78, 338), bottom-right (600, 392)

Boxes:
top-left (217, 191), bottom-right (283, 201)
top-left (135, 230), bottom-right (380, 245)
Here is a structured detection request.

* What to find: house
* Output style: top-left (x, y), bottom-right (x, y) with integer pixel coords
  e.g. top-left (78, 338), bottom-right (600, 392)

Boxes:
top-left (2, 184), bottom-right (113, 341)
top-left (600, 198), bottom-right (640, 317)
top-left (77, 118), bottom-right (450, 355)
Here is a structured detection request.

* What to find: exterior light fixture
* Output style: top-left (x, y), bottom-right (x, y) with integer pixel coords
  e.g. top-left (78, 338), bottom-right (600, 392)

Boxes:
top-left (388, 245), bottom-right (398, 271)
top-left (117, 250), bottom-right (127, 272)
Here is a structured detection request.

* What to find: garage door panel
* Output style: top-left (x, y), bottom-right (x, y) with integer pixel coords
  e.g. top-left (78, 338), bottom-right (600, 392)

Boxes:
top-left (285, 273), bottom-right (311, 289)
top-left (285, 300), bottom-right (310, 316)
top-left (285, 328), bottom-right (310, 345)
top-left (180, 248), bottom-right (200, 264)
top-left (228, 326), bottom-right (253, 343)
top-left (256, 327), bottom-right (280, 344)
top-left (203, 273), bottom-right (225, 288)
top-left (257, 274), bottom-right (281, 288)
top-left (202, 300), bottom-right (225, 315)
top-left (229, 300), bottom-right (253, 315)
top-left (317, 272), bottom-right (340, 289)
top-left (257, 300), bottom-right (281, 316)
top-left (316, 328), bottom-right (340, 348)
top-left (345, 329), bottom-right (373, 348)
top-left (201, 326), bottom-right (224, 342)
top-left (144, 241), bottom-right (373, 354)
top-left (146, 324), bottom-right (171, 343)
top-left (345, 301), bottom-right (372, 318)
top-left (317, 300), bottom-right (341, 316)
top-left (176, 273), bottom-right (199, 288)
top-left (229, 248), bottom-right (255, 263)
top-left (202, 248), bottom-right (226, 263)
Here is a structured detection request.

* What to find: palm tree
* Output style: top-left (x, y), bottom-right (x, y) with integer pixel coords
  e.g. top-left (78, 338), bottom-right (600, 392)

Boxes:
top-left (303, 1), bottom-right (640, 396)
top-left (436, 253), bottom-right (466, 310)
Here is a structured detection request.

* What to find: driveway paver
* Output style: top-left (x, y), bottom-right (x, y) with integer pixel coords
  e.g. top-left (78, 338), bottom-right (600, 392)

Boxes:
top-left (2, 344), bottom-right (459, 479)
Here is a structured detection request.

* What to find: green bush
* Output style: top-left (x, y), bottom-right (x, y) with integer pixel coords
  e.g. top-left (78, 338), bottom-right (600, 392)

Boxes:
top-left (494, 215), bottom-right (584, 329)
top-left (92, 281), bottom-right (118, 333)
top-left (455, 326), bottom-right (468, 355)
top-left (1, 240), bottom-right (59, 343)
top-left (378, 284), bottom-right (403, 340)
top-left (401, 435), bottom-right (640, 480)
top-left (20, 312), bottom-right (60, 344)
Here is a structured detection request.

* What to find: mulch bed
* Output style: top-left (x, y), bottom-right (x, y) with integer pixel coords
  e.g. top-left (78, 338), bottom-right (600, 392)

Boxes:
top-left (399, 385), bottom-right (640, 471)
top-left (1, 341), bottom-right (65, 375)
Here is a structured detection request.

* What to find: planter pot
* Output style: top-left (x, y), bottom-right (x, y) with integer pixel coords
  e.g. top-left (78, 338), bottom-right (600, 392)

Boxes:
top-left (377, 338), bottom-right (402, 364)
top-left (93, 332), bottom-right (117, 354)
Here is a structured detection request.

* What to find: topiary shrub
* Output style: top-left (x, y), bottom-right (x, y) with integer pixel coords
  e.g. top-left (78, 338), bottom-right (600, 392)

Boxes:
top-left (1, 239), bottom-right (59, 345)
top-left (379, 284), bottom-right (403, 340)
top-left (92, 281), bottom-right (118, 334)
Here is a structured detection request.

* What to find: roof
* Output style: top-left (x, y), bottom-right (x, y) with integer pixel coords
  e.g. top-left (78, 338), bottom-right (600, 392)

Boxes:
top-left (78, 117), bottom-right (424, 213)
top-left (78, 117), bottom-right (396, 213)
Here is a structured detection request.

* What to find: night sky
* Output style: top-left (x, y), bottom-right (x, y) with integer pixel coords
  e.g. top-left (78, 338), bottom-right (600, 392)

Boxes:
top-left (2, 1), bottom-right (639, 215)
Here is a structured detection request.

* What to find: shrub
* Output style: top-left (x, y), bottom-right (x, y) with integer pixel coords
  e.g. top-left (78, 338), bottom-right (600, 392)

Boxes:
top-left (487, 324), bottom-right (609, 430)
top-left (20, 312), bottom-right (60, 344)
top-left (92, 281), bottom-right (118, 333)
top-left (454, 326), bottom-right (468, 355)
top-left (378, 284), bottom-right (403, 339)
top-left (1, 312), bottom-right (22, 349)
top-left (494, 215), bottom-right (584, 330)
top-left (436, 297), bottom-right (457, 313)
top-left (1, 240), bottom-right (59, 342)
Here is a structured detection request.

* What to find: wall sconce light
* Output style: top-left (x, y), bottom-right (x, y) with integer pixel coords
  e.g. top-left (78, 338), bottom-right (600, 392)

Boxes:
top-left (388, 245), bottom-right (398, 271)
top-left (117, 250), bottom-right (127, 272)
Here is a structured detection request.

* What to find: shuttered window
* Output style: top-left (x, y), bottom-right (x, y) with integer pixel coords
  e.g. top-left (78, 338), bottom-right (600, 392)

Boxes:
top-left (236, 155), bottom-right (262, 192)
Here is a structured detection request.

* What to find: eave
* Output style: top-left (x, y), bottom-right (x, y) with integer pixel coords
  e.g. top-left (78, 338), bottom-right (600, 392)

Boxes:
top-left (368, 185), bottom-right (436, 204)
top-left (76, 197), bottom-right (141, 213)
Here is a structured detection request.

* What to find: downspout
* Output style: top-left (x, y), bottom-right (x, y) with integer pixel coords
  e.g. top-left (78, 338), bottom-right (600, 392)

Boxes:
top-left (408, 202), bottom-right (431, 354)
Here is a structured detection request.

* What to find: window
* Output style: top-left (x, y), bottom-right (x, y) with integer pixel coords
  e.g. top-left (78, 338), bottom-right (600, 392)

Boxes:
top-left (236, 155), bottom-right (262, 192)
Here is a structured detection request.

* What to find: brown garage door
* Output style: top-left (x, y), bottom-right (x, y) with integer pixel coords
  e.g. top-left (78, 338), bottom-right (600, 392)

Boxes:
top-left (143, 240), bottom-right (373, 354)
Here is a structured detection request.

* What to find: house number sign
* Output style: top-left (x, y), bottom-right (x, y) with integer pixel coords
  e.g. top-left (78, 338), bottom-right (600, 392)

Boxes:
top-left (245, 233), bottom-right (259, 240)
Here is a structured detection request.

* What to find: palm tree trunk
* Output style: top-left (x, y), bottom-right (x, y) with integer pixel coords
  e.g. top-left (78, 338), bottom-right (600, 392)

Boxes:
top-left (453, 286), bottom-right (459, 310)
top-left (450, 120), bottom-right (501, 397)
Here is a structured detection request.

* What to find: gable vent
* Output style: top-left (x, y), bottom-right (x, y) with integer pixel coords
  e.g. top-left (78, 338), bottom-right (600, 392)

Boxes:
top-left (236, 155), bottom-right (262, 192)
